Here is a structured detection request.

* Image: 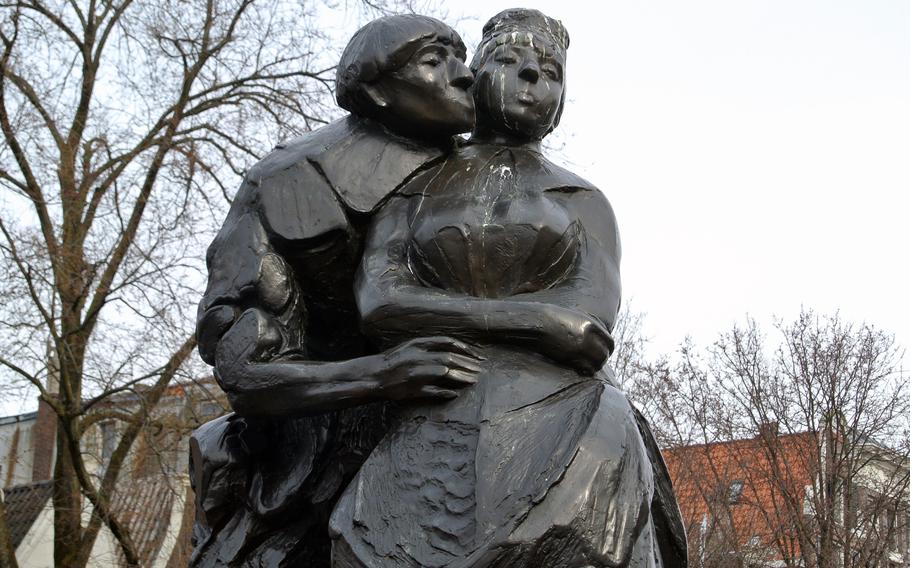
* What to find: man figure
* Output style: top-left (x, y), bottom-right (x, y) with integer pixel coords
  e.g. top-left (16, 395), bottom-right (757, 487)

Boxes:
top-left (190, 15), bottom-right (478, 566)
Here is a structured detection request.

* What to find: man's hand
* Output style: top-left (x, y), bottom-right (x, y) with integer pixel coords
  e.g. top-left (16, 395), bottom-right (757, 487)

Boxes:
top-left (213, 308), bottom-right (283, 392)
top-left (198, 304), bottom-right (239, 365)
top-left (371, 337), bottom-right (483, 401)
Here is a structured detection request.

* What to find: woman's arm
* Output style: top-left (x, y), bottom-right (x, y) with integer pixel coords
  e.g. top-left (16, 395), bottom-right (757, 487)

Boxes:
top-left (356, 190), bottom-right (621, 375)
top-left (506, 187), bottom-right (623, 340)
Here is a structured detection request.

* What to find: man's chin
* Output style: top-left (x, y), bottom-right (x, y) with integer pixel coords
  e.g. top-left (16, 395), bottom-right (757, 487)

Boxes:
top-left (433, 118), bottom-right (474, 137)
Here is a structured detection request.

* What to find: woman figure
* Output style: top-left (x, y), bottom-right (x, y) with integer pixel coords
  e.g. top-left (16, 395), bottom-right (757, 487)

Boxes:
top-left (331, 9), bottom-right (685, 568)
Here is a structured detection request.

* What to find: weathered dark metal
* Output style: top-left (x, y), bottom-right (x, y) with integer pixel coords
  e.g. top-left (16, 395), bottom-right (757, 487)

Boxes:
top-left (191, 9), bottom-right (687, 568)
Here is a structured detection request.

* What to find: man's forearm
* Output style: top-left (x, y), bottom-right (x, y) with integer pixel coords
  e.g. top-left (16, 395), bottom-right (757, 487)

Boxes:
top-left (218, 357), bottom-right (383, 418)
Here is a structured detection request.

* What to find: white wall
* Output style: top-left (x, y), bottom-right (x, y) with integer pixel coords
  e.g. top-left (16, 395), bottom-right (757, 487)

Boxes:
top-left (14, 497), bottom-right (54, 568)
top-left (0, 416), bottom-right (36, 487)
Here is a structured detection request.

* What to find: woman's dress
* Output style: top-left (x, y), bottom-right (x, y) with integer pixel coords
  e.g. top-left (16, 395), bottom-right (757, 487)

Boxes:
top-left (330, 144), bottom-right (663, 567)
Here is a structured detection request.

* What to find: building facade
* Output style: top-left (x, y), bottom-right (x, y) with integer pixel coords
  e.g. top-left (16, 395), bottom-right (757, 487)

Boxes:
top-left (664, 429), bottom-right (910, 568)
top-left (0, 380), bottom-right (226, 567)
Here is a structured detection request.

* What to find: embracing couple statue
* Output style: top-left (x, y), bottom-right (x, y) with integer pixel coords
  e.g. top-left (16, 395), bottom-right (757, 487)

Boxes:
top-left (190, 9), bottom-right (687, 568)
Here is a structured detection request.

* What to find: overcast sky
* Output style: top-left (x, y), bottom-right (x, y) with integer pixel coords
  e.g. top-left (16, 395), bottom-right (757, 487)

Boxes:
top-left (333, 0), bottom-right (910, 356)
top-left (3, 1), bottom-right (907, 417)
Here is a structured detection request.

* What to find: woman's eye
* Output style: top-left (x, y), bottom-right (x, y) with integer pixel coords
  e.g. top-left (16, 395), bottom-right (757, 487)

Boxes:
top-left (421, 56), bottom-right (441, 66)
top-left (542, 66), bottom-right (559, 80)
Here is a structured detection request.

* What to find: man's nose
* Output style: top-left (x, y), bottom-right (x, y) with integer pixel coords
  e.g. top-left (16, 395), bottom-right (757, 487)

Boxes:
top-left (518, 61), bottom-right (540, 83)
top-left (448, 59), bottom-right (474, 89)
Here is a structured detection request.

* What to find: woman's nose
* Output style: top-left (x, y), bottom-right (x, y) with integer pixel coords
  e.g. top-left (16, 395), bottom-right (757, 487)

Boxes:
top-left (448, 59), bottom-right (474, 89)
top-left (518, 61), bottom-right (540, 83)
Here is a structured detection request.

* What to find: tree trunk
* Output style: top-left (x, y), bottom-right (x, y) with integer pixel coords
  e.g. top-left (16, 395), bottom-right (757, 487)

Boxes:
top-left (52, 426), bottom-right (82, 567)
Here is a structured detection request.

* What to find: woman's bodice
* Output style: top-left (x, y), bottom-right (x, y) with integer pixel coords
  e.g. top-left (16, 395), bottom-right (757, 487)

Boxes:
top-left (404, 144), bottom-right (581, 299)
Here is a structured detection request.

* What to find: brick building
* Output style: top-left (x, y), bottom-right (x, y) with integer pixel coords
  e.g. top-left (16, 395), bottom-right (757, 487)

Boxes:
top-left (664, 428), bottom-right (910, 567)
top-left (0, 380), bottom-right (225, 567)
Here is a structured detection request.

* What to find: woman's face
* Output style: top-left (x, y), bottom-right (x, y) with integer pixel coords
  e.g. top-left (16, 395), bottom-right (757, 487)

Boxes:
top-left (474, 38), bottom-right (565, 140)
top-left (371, 39), bottom-right (475, 138)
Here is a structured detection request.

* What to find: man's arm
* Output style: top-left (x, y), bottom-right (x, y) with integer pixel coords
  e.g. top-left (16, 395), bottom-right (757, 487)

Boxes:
top-left (197, 183), bottom-right (480, 418)
top-left (197, 180), bottom-right (299, 365)
top-left (213, 308), bottom-right (480, 417)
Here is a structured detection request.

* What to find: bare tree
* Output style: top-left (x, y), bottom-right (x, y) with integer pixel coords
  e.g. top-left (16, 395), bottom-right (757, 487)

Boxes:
top-left (0, 1), bottom-right (427, 565)
top-left (656, 311), bottom-right (910, 568)
top-left (610, 303), bottom-right (701, 450)
top-left (611, 301), bottom-right (649, 391)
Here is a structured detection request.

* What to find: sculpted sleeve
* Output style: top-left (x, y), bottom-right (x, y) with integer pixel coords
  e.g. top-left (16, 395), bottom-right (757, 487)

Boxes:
top-left (196, 140), bottom-right (355, 366)
top-left (196, 179), bottom-right (305, 366)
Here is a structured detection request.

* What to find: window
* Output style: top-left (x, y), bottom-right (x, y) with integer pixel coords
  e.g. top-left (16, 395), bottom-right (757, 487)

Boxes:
top-left (101, 422), bottom-right (117, 466)
top-left (133, 424), bottom-right (175, 478)
top-left (728, 480), bottom-right (745, 504)
top-left (886, 505), bottom-right (898, 551)
top-left (200, 401), bottom-right (223, 419)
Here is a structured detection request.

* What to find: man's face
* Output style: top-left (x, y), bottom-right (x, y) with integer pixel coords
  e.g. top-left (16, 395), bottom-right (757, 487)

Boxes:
top-left (370, 40), bottom-right (475, 139)
top-left (475, 39), bottom-right (564, 140)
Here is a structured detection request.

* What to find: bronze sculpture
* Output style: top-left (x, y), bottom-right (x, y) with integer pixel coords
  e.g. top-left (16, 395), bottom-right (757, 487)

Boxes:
top-left (191, 16), bottom-right (479, 566)
top-left (192, 9), bottom-right (686, 568)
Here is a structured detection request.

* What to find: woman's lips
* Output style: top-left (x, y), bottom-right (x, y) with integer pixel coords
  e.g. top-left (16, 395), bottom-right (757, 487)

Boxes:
top-left (516, 92), bottom-right (537, 105)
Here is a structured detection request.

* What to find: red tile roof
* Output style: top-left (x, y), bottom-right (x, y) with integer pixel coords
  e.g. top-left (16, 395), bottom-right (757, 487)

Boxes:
top-left (664, 432), bottom-right (819, 561)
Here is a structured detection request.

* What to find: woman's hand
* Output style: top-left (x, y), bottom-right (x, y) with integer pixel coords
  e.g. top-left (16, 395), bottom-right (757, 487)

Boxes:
top-left (370, 337), bottom-right (483, 401)
top-left (537, 305), bottom-right (613, 375)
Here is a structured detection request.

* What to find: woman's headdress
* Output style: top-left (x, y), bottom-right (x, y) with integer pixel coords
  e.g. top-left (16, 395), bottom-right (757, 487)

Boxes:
top-left (471, 9), bottom-right (569, 73)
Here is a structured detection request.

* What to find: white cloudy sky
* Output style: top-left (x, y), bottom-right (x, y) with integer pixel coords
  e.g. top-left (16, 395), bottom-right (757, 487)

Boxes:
top-left (340, 0), bottom-right (910, 356)
top-left (2, 2), bottom-right (907, 416)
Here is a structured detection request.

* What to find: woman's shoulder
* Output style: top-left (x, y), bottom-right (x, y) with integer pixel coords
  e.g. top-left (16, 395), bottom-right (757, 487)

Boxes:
top-left (401, 143), bottom-right (601, 193)
top-left (519, 150), bottom-right (599, 195)
top-left (521, 152), bottom-right (616, 220)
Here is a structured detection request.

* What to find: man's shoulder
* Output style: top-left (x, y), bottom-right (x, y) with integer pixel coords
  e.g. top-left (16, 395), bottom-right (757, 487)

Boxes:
top-left (244, 116), bottom-right (358, 184)
top-left (245, 115), bottom-right (446, 217)
top-left (244, 117), bottom-right (363, 244)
